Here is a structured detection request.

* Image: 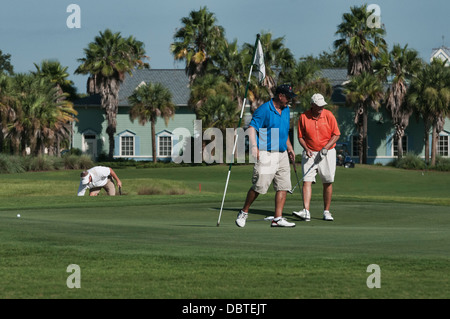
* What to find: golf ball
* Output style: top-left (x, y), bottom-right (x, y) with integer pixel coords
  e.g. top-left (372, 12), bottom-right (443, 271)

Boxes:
top-left (17, 214), bottom-right (21, 218)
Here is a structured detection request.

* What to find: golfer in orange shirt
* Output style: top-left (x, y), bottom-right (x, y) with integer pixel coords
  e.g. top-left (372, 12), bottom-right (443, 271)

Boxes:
top-left (293, 93), bottom-right (340, 221)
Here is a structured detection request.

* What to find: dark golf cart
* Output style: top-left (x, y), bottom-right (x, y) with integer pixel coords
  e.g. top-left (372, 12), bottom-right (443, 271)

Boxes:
top-left (335, 143), bottom-right (355, 168)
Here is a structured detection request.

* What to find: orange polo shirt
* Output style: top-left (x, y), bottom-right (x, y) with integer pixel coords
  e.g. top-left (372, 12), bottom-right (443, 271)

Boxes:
top-left (298, 109), bottom-right (340, 151)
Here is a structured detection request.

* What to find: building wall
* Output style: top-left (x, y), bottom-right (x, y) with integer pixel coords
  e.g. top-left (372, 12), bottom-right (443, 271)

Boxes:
top-left (73, 105), bottom-right (196, 161)
top-left (74, 99), bottom-right (450, 164)
top-left (335, 104), bottom-right (450, 164)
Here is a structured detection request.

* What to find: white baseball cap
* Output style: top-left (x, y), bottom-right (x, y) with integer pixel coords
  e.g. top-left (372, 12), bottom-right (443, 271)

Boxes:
top-left (311, 93), bottom-right (327, 107)
top-left (80, 172), bottom-right (91, 185)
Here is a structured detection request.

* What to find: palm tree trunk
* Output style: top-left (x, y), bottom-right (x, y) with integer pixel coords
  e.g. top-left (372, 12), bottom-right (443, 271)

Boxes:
top-left (431, 126), bottom-right (437, 167)
top-left (0, 124), bottom-right (3, 154)
top-left (362, 105), bottom-right (368, 164)
top-left (354, 104), bottom-right (364, 164)
top-left (99, 77), bottom-right (120, 160)
top-left (396, 133), bottom-right (403, 159)
top-left (395, 125), bottom-right (404, 159)
top-left (151, 120), bottom-right (156, 163)
top-left (56, 135), bottom-right (61, 157)
top-left (424, 126), bottom-right (430, 165)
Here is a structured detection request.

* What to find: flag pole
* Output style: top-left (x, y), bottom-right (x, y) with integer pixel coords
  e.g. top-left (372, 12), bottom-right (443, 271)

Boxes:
top-left (217, 34), bottom-right (262, 227)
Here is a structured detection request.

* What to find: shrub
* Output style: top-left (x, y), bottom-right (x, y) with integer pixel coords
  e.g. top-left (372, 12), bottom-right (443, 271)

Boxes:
top-left (0, 154), bottom-right (25, 174)
top-left (78, 155), bottom-right (95, 169)
top-left (434, 156), bottom-right (450, 171)
top-left (24, 156), bottom-right (56, 171)
top-left (63, 154), bottom-right (81, 169)
top-left (137, 183), bottom-right (186, 196)
top-left (63, 154), bottom-right (94, 170)
top-left (0, 154), bottom-right (95, 173)
top-left (392, 153), bottom-right (426, 170)
top-left (137, 185), bottom-right (163, 195)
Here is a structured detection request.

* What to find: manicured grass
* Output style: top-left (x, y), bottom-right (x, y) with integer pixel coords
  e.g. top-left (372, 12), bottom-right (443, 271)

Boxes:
top-left (0, 164), bottom-right (449, 299)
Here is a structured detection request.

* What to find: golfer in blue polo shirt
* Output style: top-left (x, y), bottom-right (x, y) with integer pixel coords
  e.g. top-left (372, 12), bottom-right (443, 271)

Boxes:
top-left (236, 84), bottom-right (297, 228)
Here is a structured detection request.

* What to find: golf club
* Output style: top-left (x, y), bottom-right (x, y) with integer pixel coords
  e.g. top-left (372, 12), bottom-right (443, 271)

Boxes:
top-left (290, 157), bottom-right (302, 195)
top-left (119, 186), bottom-right (122, 195)
top-left (288, 151), bottom-right (324, 194)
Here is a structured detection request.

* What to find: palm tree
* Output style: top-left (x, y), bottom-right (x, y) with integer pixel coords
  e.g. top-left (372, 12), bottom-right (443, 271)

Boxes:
top-left (214, 39), bottom-right (247, 108)
top-left (197, 94), bottom-right (238, 133)
top-left (128, 82), bottom-right (175, 163)
top-left (374, 44), bottom-right (423, 159)
top-left (197, 94), bottom-right (238, 163)
top-left (5, 73), bottom-right (77, 156)
top-left (281, 59), bottom-right (333, 111)
top-left (33, 60), bottom-right (78, 100)
top-left (33, 60), bottom-right (78, 155)
top-left (76, 29), bottom-right (149, 159)
top-left (334, 4), bottom-right (387, 76)
top-left (408, 59), bottom-right (450, 166)
top-left (0, 50), bottom-right (14, 75)
top-left (171, 6), bottom-right (225, 84)
top-left (335, 4), bottom-right (387, 164)
top-left (189, 74), bottom-right (233, 112)
top-left (0, 73), bottom-right (12, 153)
top-left (344, 71), bottom-right (384, 164)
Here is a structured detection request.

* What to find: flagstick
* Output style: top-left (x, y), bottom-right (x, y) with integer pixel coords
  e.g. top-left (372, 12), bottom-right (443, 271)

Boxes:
top-left (217, 34), bottom-right (261, 227)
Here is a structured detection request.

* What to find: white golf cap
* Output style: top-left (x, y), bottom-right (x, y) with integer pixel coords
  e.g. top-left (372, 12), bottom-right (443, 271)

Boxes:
top-left (311, 93), bottom-right (327, 107)
top-left (80, 173), bottom-right (91, 185)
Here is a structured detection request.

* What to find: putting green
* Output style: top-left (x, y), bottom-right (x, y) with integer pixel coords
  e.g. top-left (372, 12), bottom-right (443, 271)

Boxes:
top-left (0, 197), bottom-right (448, 299)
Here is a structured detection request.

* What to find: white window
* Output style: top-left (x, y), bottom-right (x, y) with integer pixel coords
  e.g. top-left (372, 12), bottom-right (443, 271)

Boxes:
top-left (158, 135), bottom-right (172, 157)
top-left (438, 135), bottom-right (449, 156)
top-left (120, 134), bottom-right (134, 156)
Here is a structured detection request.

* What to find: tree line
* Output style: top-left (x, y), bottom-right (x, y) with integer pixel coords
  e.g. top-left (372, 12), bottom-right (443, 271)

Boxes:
top-left (1, 4), bottom-right (449, 165)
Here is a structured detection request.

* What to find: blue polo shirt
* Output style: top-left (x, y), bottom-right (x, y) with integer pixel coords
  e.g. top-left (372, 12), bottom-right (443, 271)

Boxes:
top-left (249, 99), bottom-right (290, 152)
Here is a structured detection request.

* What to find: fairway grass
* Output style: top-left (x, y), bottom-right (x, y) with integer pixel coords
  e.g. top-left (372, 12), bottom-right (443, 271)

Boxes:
top-left (0, 165), bottom-right (449, 299)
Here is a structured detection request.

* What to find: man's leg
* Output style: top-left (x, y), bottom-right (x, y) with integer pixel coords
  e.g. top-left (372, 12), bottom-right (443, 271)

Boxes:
top-left (89, 187), bottom-right (101, 196)
top-left (236, 188), bottom-right (259, 227)
top-left (242, 188), bottom-right (259, 212)
top-left (103, 178), bottom-right (116, 196)
top-left (274, 190), bottom-right (287, 218)
top-left (271, 190), bottom-right (295, 227)
top-left (302, 181), bottom-right (312, 211)
top-left (323, 183), bottom-right (332, 211)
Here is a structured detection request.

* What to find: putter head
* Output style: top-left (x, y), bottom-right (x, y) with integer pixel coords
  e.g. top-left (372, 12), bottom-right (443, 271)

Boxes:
top-left (288, 189), bottom-right (293, 194)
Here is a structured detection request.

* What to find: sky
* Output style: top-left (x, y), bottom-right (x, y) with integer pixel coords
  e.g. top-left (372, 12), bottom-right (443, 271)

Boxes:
top-left (0, 0), bottom-right (449, 94)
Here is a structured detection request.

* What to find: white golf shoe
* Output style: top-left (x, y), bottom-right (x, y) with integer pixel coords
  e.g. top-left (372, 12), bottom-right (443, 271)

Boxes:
top-left (271, 217), bottom-right (295, 227)
top-left (323, 210), bottom-right (334, 221)
top-left (292, 209), bottom-right (310, 221)
top-left (235, 210), bottom-right (248, 227)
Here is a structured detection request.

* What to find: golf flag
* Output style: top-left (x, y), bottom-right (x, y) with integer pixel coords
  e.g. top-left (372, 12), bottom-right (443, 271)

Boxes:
top-left (253, 39), bottom-right (265, 83)
top-left (217, 34), bottom-right (263, 227)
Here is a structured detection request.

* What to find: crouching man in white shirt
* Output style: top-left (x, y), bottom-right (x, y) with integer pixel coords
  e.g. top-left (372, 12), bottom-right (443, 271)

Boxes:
top-left (77, 166), bottom-right (122, 196)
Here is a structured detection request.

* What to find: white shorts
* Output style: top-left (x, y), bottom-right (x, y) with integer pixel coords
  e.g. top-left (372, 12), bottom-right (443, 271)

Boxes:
top-left (251, 151), bottom-right (292, 194)
top-left (301, 148), bottom-right (336, 183)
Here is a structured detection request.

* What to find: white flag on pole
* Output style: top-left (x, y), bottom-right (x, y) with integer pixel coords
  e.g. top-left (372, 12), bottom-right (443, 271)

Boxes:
top-left (253, 39), bottom-right (265, 83)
